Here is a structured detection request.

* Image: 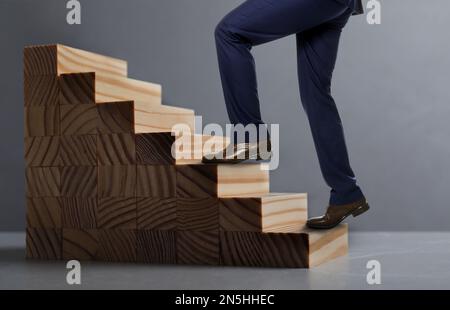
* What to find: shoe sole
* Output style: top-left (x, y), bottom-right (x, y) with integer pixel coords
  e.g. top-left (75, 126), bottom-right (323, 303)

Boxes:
top-left (307, 203), bottom-right (370, 230)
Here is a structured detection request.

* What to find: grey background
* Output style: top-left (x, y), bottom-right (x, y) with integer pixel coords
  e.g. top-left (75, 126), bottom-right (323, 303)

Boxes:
top-left (0, 0), bottom-right (449, 231)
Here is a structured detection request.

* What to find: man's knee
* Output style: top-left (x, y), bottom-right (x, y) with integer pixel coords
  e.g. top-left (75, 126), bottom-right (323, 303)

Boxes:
top-left (215, 19), bottom-right (232, 42)
top-left (215, 14), bottom-right (243, 44)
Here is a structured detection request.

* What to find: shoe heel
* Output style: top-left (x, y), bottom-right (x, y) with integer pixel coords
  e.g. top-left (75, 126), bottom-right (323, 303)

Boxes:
top-left (352, 203), bottom-right (370, 217)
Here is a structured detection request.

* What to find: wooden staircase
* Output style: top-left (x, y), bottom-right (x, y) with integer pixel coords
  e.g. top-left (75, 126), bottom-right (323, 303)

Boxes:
top-left (24, 44), bottom-right (348, 268)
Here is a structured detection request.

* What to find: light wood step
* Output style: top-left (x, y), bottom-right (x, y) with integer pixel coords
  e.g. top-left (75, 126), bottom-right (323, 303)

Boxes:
top-left (220, 193), bottom-right (308, 233)
top-left (95, 75), bottom-right (161, 105)
top-left (220, 224), bottom-right (348, 268)
top-left (134, 102), bottom-right (194, 133)
top-left (24, 44), bottom-right (128, 78)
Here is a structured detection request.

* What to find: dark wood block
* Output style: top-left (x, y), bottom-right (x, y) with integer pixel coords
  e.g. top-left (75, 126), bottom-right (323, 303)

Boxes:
top-left (97, 229), bottom-right (137, 262)
top-left (176, 165), bottom-right (217, 198)
top-left (25, 136), bottom-right (60, 167)
top-left (97, 197), bottom-right (136, 229)
top-left (24, 45), bottom-right (57, 76)
top-left (220, 231), bottom-right (308, 268)
top-left (26, 167), bottom-right (60, 197)
top-left (60, 135), bottom-right (97, 166)
top-left (137, 165), bottom-right (176, 197)
top-left (137, 198), bottom-right (177, 230)
top-left (26, 198), bottom-right (61, 228)
top-left (61, 198), bottom-right (96, 229)
top-left (177, 231), bottom-right (219, 265)
top-left (24, 75), bottom-right (59, 106)
top-left (137, 230), bottom-right (176, 264)
top-left (220, 198), bottom-right (262, 232)
top-left (98, 165), bottom-right (136, 197)
top-left (177, 198), bottom-right (219, 231)
top-left (62, 229), bottom-right (99, 261)
top-left (26, 228), bottom-right (62, 260)
top-left (97, 133), bottom-right (136, 165)
top-left (24, 106), bottom-right (60, 137)
top-left (60, 104), bottom-right (98, 135)
top-left (136, 133), bottom-right (175, 165)
top-left (59, 73), bottom-right (95, 105)
top-left (61, 166), bottom-right (97, 198)
top-left (97, 101), bottom-right (134, 134)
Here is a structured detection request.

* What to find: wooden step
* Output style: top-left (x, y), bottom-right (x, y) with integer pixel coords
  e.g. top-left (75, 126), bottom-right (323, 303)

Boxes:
top-left (134, 102), bottom-right (195, 133)
top-left (59, 72), bottom-right (162, 107)
top-left (177, 164), bottom-right (270, 198)
top-left (24, 44), bottom-right (127, 78)
top-left (136, 132), bottom-right (230, 165)
top-left (95, 75), bottom-right (161, 105)
top-left (220, 224), bottom-right (348, 268)
top-left (220, 193), bottom-right (307, 233)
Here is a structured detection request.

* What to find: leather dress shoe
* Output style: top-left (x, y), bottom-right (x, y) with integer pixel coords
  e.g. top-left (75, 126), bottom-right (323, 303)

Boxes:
top-left (202, 139), bottom-right (271, 164)
top-left (307, 198), bottom-right (370, 229)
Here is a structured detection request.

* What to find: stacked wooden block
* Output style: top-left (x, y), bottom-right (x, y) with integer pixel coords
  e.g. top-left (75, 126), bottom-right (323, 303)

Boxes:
top-left (24, 44), bottom-right (348, 268)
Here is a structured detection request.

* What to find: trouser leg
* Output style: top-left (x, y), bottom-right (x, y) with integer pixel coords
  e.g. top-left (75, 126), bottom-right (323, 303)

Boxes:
top-left (215, 0), bottom-right (350, 128)
top-left (296, 13), bottom-right (365, 205)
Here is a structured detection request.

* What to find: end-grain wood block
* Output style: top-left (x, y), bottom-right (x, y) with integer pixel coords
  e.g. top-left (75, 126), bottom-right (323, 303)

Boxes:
top-left (177, 231), bottom-right (219, 265)
top-left (137, 230), bottom-right (176, 264)
top-left (176, 165), bottom-right (217, 198)
top-left (97, 197), bottom-right (136, 229)
top-left (97, 133), bottom-right (136, 165)
top-left (220, 231), bottom-right (309, 268)
top-left (176, 164), bottom-right (269, 198)
top-left (26, 167), bottom-right (60, 197)
top-left (61, 197), bottom-right (96, 229)
top-left (24, 106), bottom-right (60, 137)
top-left (136, 133), bottom-right (230, 165)
top-left (177, 198), bottom-right (219, 231)
top-left (97, 229), bottom-right (137, 263)
top-left (137, 198), bottom-right (177, 230)
top-left (97, 101), bottom-right (134, 134)
top-left (24, 45), bottom-right (57, 76)
top-left (60, 104), bottom-right (98, 135)
top-left (305, 224), bottom-right (348, 268)
top-left (24, 75), bottom-right (59, 106)
top-left (24, 44), bottom-right (127, 78)
top-left (59, 73), bottom-right (95, 105)
top-left (62, 229), bottom-right (99, 261)
top-left (61, 166), bottom-right (97, 198)
top-left (134, 102), bottom-right (194, 134)
top-left (136, 165), bottom-right (175, 197)
top-left (98, 165), bottom-right (136, 197)
top-left (220, 193), bottom-right (307, 233)
top-left (27, 198), bottom-right (61, 228)
top-left (136, 133), bottom-right (177, 165)
top-left (60, 135), bottom-right (97, 166)
top-left (26, 228), bottom-right (62, 260)
top-left (25, 136), bottom-right (60, 167)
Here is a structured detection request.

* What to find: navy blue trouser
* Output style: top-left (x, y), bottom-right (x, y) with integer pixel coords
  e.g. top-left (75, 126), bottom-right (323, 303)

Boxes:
top-left (215, 0), bottom-right (365, 205)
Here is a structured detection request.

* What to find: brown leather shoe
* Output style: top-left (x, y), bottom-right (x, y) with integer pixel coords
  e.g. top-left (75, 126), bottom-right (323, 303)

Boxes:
top-left (307, 198), bottom-right (370, 229)
top-left (202, 139), bottom-right (271, 164)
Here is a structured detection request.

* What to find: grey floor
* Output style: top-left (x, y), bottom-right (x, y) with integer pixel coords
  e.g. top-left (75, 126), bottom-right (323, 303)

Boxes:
top-left (1, 231), bottom-right (450, 290)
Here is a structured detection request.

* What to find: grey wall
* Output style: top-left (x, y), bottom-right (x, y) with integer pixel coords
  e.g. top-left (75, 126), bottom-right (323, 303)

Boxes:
top-left (1, 0), bottom-right (449, 231)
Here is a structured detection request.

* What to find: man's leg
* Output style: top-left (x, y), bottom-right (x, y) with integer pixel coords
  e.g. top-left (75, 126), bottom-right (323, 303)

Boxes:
top-left (297, 10), bottom-right (365, 205)
top-left (214, 0), bottom-right (351, 129)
